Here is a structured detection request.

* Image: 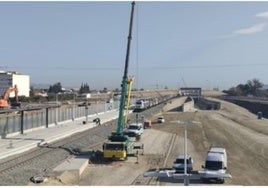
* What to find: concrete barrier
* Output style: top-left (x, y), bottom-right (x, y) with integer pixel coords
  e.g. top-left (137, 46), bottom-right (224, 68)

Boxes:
top-left (53, 157), bottom-right (89, 184)
top-left (182, 100), bottom-right (195, 112)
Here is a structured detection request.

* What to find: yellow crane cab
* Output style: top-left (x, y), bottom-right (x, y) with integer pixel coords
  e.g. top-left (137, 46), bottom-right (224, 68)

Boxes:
top-left (103, 141), bottom-right (127, 160)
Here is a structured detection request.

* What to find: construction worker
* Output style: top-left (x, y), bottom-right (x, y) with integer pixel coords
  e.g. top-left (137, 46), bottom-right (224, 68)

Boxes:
top-left (93, 118), bottom-right (101, 126)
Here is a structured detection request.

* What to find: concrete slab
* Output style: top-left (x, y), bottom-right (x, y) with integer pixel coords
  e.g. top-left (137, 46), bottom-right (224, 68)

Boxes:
top-left (53, 156), bottom-right (89, 184)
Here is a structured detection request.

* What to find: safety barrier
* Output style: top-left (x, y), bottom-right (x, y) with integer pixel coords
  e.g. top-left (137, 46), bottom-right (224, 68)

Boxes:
top-left (0, 101), bottom-right (121, 138)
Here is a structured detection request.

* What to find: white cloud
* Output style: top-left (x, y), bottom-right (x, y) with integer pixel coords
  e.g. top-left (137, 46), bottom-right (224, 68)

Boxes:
top-left (233, 23), bottom-right (267, 34)
top-left (255, 11), bottom-right (268, 19)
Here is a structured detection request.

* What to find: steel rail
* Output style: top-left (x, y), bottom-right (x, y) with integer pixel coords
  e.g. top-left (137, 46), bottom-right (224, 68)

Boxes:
top-left (0, 123), bottom-right (115, 175)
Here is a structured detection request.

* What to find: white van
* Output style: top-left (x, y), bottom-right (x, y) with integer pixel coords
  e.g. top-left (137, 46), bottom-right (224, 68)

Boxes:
top-left (202, 147), bottom-right (227, 184)
top-left (208, 147), bottom-right (227, 169)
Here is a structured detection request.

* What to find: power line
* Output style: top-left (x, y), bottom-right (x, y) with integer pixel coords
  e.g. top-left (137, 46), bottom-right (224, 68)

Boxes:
top-left (136, 63), bottom-right (268, 70)
top-left (2, 63), bottom-right (268, 71)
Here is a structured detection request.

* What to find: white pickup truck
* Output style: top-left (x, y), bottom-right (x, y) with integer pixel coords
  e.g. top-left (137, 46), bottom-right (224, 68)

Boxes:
top-left (172, 155), bottom-right (193, 173)
top-left (126, 123), bottom-right (144, 137)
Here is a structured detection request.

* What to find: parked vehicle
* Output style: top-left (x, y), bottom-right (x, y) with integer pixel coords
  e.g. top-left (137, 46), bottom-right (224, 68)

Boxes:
top-left (134, 99), bottom-right (150, 112)
top-left (102, 142), bottom-right (128, 160)
top-left (172, 155), bottom-right (193, 173)
top-left (208, 147), bottom-right (227, 169)
top-left (157, 116), bottom-right (165, 123)
top-left (144, 120), bottom-right (152, 128)
top-left (202, 147), bottom-right (227, 184)
top-left (126, 123), bottom-right (144, 137)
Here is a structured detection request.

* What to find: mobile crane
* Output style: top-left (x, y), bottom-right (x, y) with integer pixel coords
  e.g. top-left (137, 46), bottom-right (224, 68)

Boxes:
top-left (0, 85), bottom-right (21, 108)
top-left (102, 2), bottom-right (135, 160)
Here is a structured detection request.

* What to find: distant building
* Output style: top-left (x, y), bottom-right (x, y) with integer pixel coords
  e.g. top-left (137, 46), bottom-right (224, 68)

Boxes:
top-left (180, 87), bottom-right (202, 96)
top-left (0, 70), bottom-right (30, 97)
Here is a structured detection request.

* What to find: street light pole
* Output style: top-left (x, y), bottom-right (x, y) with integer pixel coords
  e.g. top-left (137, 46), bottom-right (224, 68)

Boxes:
top-left (171, 120), bottom-right (201, 186)
top-left (72, 93), bottom-right (76, 121)
top-left (55, 93), bottom-right (58, 125)
top-left (184, 123), bottom-right (188, 185)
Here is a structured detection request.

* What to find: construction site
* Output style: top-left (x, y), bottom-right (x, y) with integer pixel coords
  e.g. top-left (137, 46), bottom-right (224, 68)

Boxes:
top-left (0, 91), bottom-right (267, 186)
top-left (0, 2), bottom-right (267, 186)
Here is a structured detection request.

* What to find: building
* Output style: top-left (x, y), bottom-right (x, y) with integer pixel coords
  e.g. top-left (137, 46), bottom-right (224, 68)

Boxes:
top-left (180, 87), bottom-right (202, 96)
top-left (0, 70), bottom-right (30, 97)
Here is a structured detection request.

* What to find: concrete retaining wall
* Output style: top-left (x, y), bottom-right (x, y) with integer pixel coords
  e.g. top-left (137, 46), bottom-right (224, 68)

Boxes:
top-left (182, 98), bottom-right (195, 112)
top-left (194, 97), bottom-right (221, 110)
top-left (223, 98), bottom-right (268, 118)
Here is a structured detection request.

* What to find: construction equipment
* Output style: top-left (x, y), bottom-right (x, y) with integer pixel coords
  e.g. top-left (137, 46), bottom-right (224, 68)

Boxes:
top-left (182, 78), bottom-right (188, 87)
top-left (102, 1), bottom-right (135, 160)
top-left (124, 76), bottom-right (134, 124)
top-left (0, 85), bottom-right (21, 108)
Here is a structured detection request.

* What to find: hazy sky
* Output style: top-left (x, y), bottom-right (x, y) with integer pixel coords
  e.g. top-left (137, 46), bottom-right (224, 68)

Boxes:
top-left (1, 1), bottom-right (268, 90)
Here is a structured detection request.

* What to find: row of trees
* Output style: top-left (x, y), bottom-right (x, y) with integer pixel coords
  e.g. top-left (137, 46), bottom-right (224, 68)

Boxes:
top-left (48, 82), bottom-right (91, 94)
top-left (46, 82), bottom-right (149, 94)
top-left (224, 78), bottom-right (268, 97)
top-left (26, 82), bottom-right (148, 103)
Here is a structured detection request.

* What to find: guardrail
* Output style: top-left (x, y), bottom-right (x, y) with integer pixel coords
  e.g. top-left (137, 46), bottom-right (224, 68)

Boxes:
top-left (0, 101), bottom-right (122, 138)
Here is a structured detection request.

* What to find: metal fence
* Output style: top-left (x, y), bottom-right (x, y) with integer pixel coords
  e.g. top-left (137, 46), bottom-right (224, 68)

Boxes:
top-left (0, 101), bottom-right (121, 138)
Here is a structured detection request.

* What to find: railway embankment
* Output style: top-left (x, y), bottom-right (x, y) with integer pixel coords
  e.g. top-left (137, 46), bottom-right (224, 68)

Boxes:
top-left (220, 96), bottom-right (268, 119)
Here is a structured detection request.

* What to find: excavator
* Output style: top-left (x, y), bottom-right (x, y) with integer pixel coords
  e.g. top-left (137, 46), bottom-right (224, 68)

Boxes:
top-left (102, 2), bottom-right (135, 160)
top-left (0, 85), bottom-right (21, 108)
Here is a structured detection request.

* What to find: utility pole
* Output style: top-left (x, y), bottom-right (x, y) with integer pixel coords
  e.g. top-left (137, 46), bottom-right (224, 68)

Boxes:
top-left (171, 120), bottom-right (201, 186)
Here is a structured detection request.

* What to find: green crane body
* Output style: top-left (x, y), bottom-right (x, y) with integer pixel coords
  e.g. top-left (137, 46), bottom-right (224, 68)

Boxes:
top-left (108, 2), bottom-right (135, 149)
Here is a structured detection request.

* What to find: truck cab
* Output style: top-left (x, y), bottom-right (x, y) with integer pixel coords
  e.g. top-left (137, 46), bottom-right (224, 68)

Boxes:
top-left (172, 155), bottom-right (193, 173)
top-left (208, 147), bottom-right (227, 169)
top-left (103, 142), bottom-right (127, 160)
top-left (202, 147), bottom-right (227, 184)
top-left (126, 123), bottom-right (144, 137)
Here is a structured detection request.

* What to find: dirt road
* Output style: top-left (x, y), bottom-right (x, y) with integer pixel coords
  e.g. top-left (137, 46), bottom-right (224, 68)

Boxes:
top-left (47, 97), bottom-right (268, 186)
top-left (151, 98), bottom-right (268, 185)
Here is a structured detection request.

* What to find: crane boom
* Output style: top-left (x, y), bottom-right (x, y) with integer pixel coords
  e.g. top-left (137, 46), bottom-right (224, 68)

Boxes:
top-left (116, 1), bottom-right (135, 135)
top-left (182, 78), bottom-right (187, 87)
top-left (125, 76), bottom-right (134, 124)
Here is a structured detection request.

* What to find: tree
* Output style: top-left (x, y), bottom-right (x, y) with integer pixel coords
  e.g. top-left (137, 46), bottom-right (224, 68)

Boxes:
top-left (30, 86), bottom-right (35, 97)
top-left (102, 87), bottom-right (108, 93)
top-left (247, 79), bottom-right (263, 96)
top-left (225, 78), bottom-right (264, 96)
top-left (236, 84), bottom-right (249, 96)
top-left (79, 83), bottom-right (90, 94)
top-left (48, 82), bottom-right (62, 93)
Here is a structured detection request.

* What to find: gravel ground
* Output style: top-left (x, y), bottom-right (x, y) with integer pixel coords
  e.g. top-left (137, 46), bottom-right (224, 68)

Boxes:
top-left (76, 97), bottom-right (268, 186)
top-left (0, 100), bottom-right (165, 186)
top-left (0, 120), bottom-right (117, 186)
top-left (2, 95), bottom-right (268, 186)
